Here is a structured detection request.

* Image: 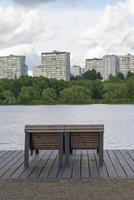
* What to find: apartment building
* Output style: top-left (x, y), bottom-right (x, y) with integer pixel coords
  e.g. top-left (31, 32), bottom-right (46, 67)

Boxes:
top-left (0, 55), bottom-right (28, 79)
top-left (119, 54), bottom-right (134, 76)
top-left (102, 55), bottom-right (119, 80)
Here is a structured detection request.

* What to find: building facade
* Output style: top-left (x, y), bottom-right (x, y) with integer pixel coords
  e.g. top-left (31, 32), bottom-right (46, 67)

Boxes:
top-left (71, 65), bottom-right (81, 77)
top-left (39, 51), bottom-right (70, 81)
top-left (102, 55), bottom-right (119, 80)
top-left (0, 55), bottom-right (28, 79)
top-left (85, 58), bottom-right (103, 75)
top-left (119, 54), bottom-right (134, 76)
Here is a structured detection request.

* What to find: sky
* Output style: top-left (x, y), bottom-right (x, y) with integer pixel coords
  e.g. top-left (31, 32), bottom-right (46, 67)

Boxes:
top-left (0, 0), bottom-right (134, 70)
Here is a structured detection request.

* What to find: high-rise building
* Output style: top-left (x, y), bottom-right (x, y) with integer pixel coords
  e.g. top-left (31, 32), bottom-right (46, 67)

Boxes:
top-left (33, 65), bottom-right (43, 77)
top-left (39, 51), bottom-right (70, 81)
top-left (0, 55), bottom-right (28, 79)
top-left (102, 55), bottom-right (119, 80)
top-left (71, 65), bottom-right (82, 77)
top-left (85, 58), bottom-right (103, 75)
top-left (119, 54), bottom-right (134, 76)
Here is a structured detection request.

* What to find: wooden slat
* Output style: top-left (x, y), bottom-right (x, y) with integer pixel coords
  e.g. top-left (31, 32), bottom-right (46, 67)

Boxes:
top-left (103, 150), bottom-right (117, 178)
top-left (1, 152), bottom-right (24, 179)
top-left (88, 150), bottom-right (99, 178)
top-left (81, 150), bottom-right (90, 178)
top-left (1, 150), bottom-right (134, 180)
top-left (107, 150), bottom-right (126, 178)
top-left (114, 150), bottom-right (134, 177)
top-left (62, 151), bottom-right (75, 178)
top-left (10, 152), bottom-right (35, 179)
top-left (25, 124), bottom-right (104, 134)
top-left (47, 152), bottom-right (59, 179)
top-left (127, 150), bottom-right (134, 161)
top-left (39, 151), bottom-right (57, 179)
top-left (29, 151), bottom-right (53, 179)
top-left (0, 151), bottom-right (9, 158)
top-left (114, 151), bottom-right (133, 177)
top-left (20, 151), bottom-right (45, 179)
top-left (72, 150), bottom-right (81, 178)
top-left (0, 151), bottom-right (19, 170)
top-left (120, 150), bottom-right (134, 176)
top-left (94, 152), bottom-right (108, 178)
top-left (0, 151), bottom-right (22, 177)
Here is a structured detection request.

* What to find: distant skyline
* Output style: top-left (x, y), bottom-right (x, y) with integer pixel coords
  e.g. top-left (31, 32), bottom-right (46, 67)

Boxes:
top-left (0, 0), bottom-right (134, 69)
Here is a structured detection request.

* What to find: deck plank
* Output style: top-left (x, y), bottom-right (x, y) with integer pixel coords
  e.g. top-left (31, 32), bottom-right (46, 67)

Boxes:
top-left (120, 150), bottom-right (134, 176)
top-left (39, 151), bottom-right (57, 179)
top-left (1, 152), bottom-right (24, 179)
top-left (0, 150), bottom-right (134, 180)
top-left (104, 150), bottom-right (117, 178)
top-left (88, 150), bottom-right (99, 178)
top-left (72, 150), bottom-right (81, 178)
top-left (47, 152), bottom-right (59, 179)
top-left (0, 151), bottom-right (9, 158)
top-left (29, 151), bottom-right (47, 179)
top-left (113, 150), bottom-right (134, 177)
top-left (107, 150), bottom-right (127, 178)
top-left (62, 151), bottom-right (75, 179)
top-left (38, 151), bottom-right (53, 179)
top-left (0, 151), bottom-right (20, 170)
top-left (20, 151), bottom-right (45, 179)
top-left (81, 150), bottom-right (90, 178)
top-left (94, 151), bottom-right (108, 178)
top-left (0, 151), bottom-right (22, 177)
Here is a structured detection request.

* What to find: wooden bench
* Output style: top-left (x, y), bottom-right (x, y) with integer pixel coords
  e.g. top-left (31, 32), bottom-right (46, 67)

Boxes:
top-left (64, 124), bottom-right (104, 166)
top-left (24, 124), bottom-right (104, 168)
top-left (24, 125), bottom-right (64, 168)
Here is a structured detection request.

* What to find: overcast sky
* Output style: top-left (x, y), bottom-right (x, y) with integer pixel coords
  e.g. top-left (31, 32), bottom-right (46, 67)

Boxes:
top-left (0, 0), bottom-right (134, 69)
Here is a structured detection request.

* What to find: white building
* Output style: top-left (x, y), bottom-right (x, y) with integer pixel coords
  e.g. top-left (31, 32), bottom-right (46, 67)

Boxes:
top-left (119, 54), bottom-right (134, 76)
top-left (33, 65), bottom-right (43, 77)
top-left (71, 65), bottom-right (81, 77)
top-left (39, 51), bottom-right (70, 81)
top-left (102, 55), bottom-right (119, 80)
top-left (0, 55), bottom-right (28, 79)
top-left (85, 58), bottom-right (103, 75)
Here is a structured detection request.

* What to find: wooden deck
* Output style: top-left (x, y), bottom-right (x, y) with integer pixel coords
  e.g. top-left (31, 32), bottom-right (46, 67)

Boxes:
top-left (0, 150), bottom-right (134, 180)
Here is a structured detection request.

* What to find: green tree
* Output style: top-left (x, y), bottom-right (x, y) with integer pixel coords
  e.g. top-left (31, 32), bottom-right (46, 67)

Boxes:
top-left (91, 80), bottom-right (104, 99)
top-left (126, 71), bottom-right (134, 79)
top-left (18, 86), bottom-right (40, 104)
top-left (82, 69), bottom-right (102, 80)
top-left (126, 77), bottom-right (134, 99)
top-left (60, 85), bottom-right (91, 104)
top-left (1, 90), bottom-right (16, 104)
top-left (103, 83), bottom-right (128, 103)
top-left (42, 88), bottom-right (57, 103)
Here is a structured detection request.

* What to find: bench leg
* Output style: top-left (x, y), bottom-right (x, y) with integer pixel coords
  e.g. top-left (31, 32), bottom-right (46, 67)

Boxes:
top-left (59, 133), bottom-right (64, 168)
top-left (24, 133), bottom-right (29, 168)
top-left (99, 132), bottom-right (103, 167)
top-left (35, 150), bottom-right (39, 155)
top-left (69, 133), bottom-right (73, 154)
top-left (65, 133), bottom-right (70, 166)
top-left (97, 148), bottom-right (99, 154)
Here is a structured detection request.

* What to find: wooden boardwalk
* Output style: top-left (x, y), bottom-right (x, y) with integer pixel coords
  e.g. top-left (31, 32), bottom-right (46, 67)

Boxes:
top-left (0, 150), bottom-right (134, 180)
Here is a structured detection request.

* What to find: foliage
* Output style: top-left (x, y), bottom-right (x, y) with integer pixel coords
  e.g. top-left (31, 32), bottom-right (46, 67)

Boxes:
top-left (0, 71), bottom-right (134, 105)
top-left (60, 85), bottom-right (91, 104)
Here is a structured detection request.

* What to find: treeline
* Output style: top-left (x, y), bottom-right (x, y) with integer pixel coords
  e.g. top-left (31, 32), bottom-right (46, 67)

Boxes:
top-left (0, 70), bottom-right (134, 105)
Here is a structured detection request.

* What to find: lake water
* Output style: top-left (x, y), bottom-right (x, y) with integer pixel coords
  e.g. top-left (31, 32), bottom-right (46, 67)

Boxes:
top-left (0, 105), bottom-right (134, 150)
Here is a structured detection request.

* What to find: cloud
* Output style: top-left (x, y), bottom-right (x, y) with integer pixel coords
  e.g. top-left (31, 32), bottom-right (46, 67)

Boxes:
top-left (77, 0), bottom-right (134, 58)
top-left (0, 5), bottom-right (57, 63)
top-left (13, 0), bottom-right (55, 6)
top-left (13, 0), bottom-right (79, 6)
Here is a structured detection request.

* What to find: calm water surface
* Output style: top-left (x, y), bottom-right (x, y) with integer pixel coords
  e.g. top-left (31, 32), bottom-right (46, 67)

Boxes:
top-left (0, 105), bottom-right (134, 150)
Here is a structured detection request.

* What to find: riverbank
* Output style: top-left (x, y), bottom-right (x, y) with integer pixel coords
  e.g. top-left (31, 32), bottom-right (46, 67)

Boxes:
top-left (0, 179), bottom-right (134, 200)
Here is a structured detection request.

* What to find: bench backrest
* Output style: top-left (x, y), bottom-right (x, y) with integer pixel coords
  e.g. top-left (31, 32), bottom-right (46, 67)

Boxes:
top-left (25, 124), bottom-right (104, 150)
